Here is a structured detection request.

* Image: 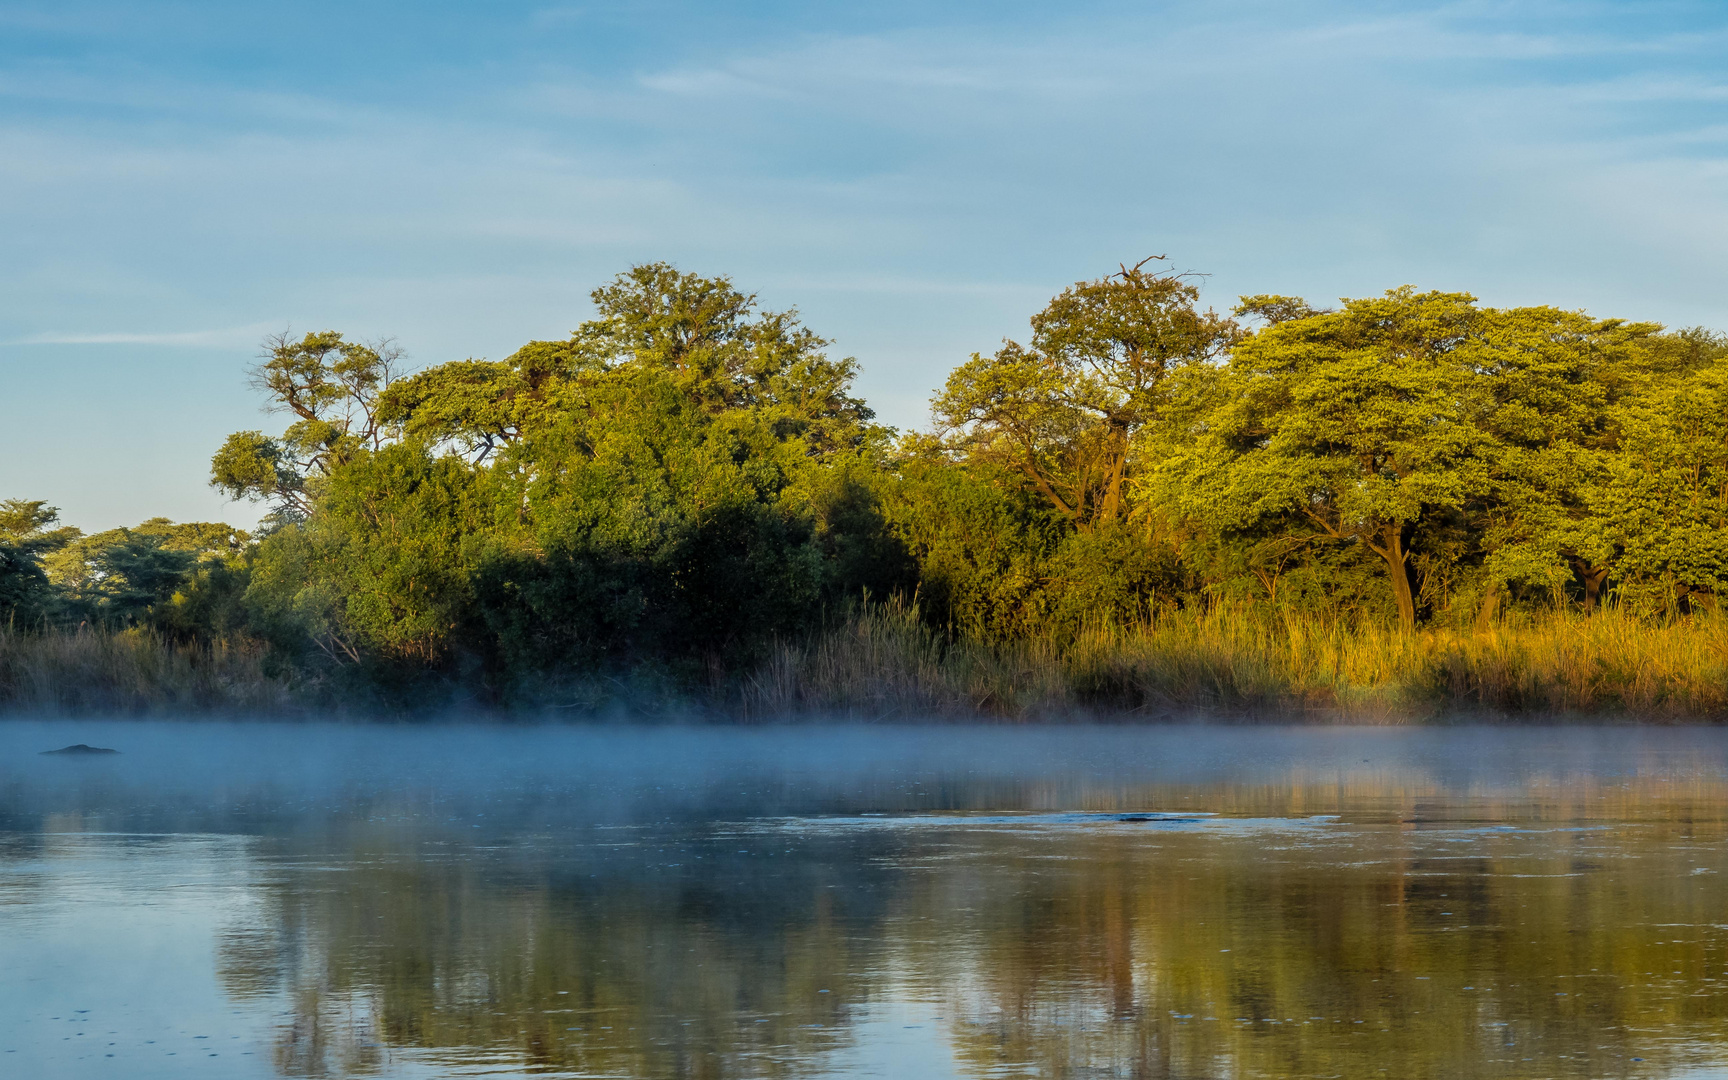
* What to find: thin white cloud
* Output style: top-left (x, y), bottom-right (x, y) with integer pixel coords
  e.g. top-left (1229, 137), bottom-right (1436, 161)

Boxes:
top-left (1561, 75), bottom-right (1728, 105)
top-left (6, 323), bottom-right (279, 347)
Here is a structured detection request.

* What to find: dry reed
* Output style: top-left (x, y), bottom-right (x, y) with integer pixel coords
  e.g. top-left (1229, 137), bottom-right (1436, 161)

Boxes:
top-left (742, 604), bottom-right (1728, 722)
top-left (5, 608), bottom-right (1724, 721)
top-left (0, 628), bottom-right (302, 716)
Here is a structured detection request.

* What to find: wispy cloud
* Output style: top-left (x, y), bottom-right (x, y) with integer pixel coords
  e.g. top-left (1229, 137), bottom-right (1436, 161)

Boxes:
top-left (5, 323), bottom-right (278, 347)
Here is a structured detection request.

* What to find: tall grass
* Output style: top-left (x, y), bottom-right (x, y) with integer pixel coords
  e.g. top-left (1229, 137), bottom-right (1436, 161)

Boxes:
top-left (0, 628), bottom-right (302, 716)
top-left (742, 603), bottom-right (1728, 722)
top-left (5, 608), bottom-right (1724, 721)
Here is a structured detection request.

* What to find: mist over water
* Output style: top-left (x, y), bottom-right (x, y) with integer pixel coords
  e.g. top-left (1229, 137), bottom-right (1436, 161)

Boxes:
top-left (5, 721), bottom-right (1728, 1078)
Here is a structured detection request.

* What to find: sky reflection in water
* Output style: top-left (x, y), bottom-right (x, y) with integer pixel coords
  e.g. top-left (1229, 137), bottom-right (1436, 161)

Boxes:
top-left (4, 722), bottom-right (1728, 1078)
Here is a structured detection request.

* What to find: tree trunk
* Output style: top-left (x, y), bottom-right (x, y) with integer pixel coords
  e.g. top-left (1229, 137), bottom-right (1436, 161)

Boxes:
top-left (1568, 559), bottom-right (1611, 614)
top-left (1376, 524), bottom-right (1418, 632)
top-left (1098, 422), bottom-right (1130, 522)
top-left (1474, 585), bottom-right (1501, 633)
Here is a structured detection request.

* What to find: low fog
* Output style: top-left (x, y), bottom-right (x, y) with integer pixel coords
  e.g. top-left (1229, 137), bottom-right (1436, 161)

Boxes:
top-left (5, 721), bottom-right (1727, 835)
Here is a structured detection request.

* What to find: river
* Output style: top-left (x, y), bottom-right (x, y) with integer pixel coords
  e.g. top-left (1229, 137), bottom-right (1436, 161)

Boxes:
top-left (3, 721), bottom-right (1727, 1078)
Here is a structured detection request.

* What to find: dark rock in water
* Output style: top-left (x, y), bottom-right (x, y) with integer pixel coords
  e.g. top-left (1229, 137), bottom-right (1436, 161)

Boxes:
top-left (1112, 813), bottom-right (1203, 824)
top-left (40, 744), bottom-right (120, 756)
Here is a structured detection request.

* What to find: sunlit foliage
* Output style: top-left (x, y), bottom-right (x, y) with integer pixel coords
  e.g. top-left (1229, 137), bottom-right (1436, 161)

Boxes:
top-left (8, 259), bottom-right (1727, 712)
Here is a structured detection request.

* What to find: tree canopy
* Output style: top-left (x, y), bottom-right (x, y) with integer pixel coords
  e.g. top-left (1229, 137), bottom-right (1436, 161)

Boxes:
top-left (933, 257), bottom-right (1236, 529)
top-left (11, 259), bottom-right (1725, 706)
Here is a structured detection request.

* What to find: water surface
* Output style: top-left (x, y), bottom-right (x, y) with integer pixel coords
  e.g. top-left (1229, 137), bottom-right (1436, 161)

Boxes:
top-left (4, 722), bottom-right (1728, 1078)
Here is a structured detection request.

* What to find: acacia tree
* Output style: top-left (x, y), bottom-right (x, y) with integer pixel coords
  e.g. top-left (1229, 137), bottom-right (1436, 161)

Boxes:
top-left (378, 263), bottom-right (874, 463)
top-left (0, 500), bottom-right (80, 625)
top-left (373, 341), bottom-right (586, 464)
top-left (1471, 309), bottom-right (1662, 613)
top-left (932, 258), bottom-right (1238, 530)
top-left (1602, 355), bottom-right (1728, 611)
top-left (1156, 288), bottom-right (1496, 630)
top-left (210, 331), bottom-right (406, 521)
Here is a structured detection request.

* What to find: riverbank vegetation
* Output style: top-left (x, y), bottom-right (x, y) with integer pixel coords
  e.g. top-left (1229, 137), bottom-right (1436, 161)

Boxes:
top-left (4, 259), bottom-right (1726, 719)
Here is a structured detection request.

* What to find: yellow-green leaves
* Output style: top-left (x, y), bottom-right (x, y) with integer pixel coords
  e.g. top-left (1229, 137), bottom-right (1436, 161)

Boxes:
top-left (1157, 289), bottom-right (1496, 629)
top-left (1607, 357), bottom-right (1728, 612)
top-left (934, 258), bottom-right (1237, 530)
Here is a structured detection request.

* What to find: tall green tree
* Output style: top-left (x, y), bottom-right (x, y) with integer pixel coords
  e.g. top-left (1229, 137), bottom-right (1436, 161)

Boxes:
top-left (1602, 354), bottom-right (1728, 611)
top-left (238, 264), bottom-right (899, 689)
top-left (1472, 309), bottom-right (1661, 613)
top-left (933, 258), bottom-right (1238, 529)
top-left (1155, 289), bottom-right (1496, 630)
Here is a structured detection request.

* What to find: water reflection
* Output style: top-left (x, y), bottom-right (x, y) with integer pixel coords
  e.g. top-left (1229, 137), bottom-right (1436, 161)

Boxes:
top-left (5, 724), bottom-right (1728, 1078)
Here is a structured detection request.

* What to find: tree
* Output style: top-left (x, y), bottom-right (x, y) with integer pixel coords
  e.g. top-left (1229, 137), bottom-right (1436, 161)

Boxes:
top-left (1471, 309), bottom-right (1661, 613)
top-left (0, 499), bottom-right (82, 553)
top-left (211, 331), bottom-right (406, 521)
top-left (39, 517), bottom-right (245, 630)
top-left (379, 263), bottom-right (875, 463)
top-left (0, 499), bottom-right (79, 626)
top-left (875, 444), bottom-right (1071, 640)
top-left (1600, 354), bottom-right (1728, 611)
top-left (43, 530), bottom-right (195, 628)
top-left (932, 258), bottom-right (1238, 529)
top-left (1156, 288), bottom-right (1496, 630)
top-left (476, 364), bottom-right (839, 674)
top-left (230, 265), bottom-right (897, 688)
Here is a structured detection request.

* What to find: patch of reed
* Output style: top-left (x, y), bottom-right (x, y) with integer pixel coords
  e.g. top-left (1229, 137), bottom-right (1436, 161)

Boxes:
top-left (739, 601), bottom-right (1078, 721)
top-left (8, 608), bottom-right (1723, 721)
top-left (746, 605), bottom-right (1728, 722)
top-left (0, 627), bottom-right (302, 716)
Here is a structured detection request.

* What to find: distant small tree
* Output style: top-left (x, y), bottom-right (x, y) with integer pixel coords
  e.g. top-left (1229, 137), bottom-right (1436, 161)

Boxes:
top-left (41, 518), bottom-right (247, 630)
top-left (0, 499), bottom-right (80, 626)
top-left (0, 499), bottom-right (82, 552)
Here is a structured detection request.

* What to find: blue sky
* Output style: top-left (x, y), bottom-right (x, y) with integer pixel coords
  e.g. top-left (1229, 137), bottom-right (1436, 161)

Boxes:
top-left (4, 0), bottom-right (1727, 531)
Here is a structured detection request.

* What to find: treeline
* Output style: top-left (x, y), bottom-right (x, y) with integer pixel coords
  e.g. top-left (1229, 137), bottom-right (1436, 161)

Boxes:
top-left (3, 259), bottom-right (1726, 713)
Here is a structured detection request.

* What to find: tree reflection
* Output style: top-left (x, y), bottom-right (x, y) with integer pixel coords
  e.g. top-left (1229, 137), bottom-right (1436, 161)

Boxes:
top-left (215, 777), bottom-right (1728, 1079)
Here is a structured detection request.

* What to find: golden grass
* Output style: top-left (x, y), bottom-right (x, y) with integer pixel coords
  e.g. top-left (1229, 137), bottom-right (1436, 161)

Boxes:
top-left (741, 602), bottom-right (1070, 721)
top-left (743, 604), bottom-right (1728, 722)
top-left (5, 608), bottom-right (1724, 721)
top-left (0, 628), bottom-right (302, 716)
